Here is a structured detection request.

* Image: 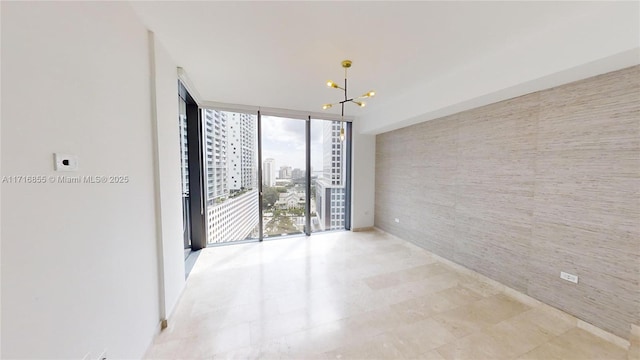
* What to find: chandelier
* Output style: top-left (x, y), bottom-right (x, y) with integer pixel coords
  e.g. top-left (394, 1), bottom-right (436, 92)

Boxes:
top-left (322, 60), bottom-right (375, 141)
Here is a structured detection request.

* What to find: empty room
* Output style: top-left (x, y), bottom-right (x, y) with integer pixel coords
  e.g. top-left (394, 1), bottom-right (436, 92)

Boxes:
top-left (1, 1), bottom-right (639, 359)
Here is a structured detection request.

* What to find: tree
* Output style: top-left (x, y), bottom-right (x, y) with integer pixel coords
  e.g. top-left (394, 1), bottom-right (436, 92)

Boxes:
top-left (262, 186), bottom-right (280, 209)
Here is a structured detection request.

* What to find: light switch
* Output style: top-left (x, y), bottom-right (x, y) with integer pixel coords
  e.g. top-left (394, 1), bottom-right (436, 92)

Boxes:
top-left (54, 153), bottom-right (78, 171)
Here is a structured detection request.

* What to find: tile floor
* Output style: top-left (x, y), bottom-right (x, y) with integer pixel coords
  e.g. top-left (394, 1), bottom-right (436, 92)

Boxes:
top-left (144, 230), bottom-right (629, 359)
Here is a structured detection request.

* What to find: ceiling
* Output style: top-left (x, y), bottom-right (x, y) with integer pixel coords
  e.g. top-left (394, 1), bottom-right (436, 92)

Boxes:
top-left (130, 1), bottom-right (639, 134)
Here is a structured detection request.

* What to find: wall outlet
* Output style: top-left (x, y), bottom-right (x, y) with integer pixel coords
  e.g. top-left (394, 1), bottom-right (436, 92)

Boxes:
top-left (394, 218), bottom-right (400, 223)
top-left (560, 271), bottom-right (578, 284)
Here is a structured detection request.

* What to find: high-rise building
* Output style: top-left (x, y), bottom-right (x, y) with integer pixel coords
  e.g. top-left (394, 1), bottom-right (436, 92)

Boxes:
top-left (227, 112), bottom-right (256, 191)
top-left (207, 189), bottom-right (259, 243)
top-left (315, 121), bottom-right (346, 230)
top-left (203, 109), bottom-right (228, 205)
top-left (279, 165), bottom-right (292, 179)
top-left (263, 158), bottom-right (276, 187)
top-left (178, 100), bottom-right (189, 196)
top-left (203, 109), bottom-right (259, 244)
top-left (291, 168), bottom-right (304, 179)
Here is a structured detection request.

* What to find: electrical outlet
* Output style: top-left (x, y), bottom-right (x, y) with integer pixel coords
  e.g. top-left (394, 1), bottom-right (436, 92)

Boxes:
top-left (560, 271), bottom-right (578, 284)
top-left (394, 218), bottom-right (400, 223)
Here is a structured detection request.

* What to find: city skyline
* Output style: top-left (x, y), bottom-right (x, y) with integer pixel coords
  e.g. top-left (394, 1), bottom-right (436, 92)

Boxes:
top-left (185, 109), bottom-right (346, 243)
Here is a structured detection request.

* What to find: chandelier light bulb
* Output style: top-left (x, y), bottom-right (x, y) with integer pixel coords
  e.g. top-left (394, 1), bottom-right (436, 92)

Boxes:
top-left (339, 126), bottom-right (345, 141)
top-left (327, 80), bottom-right (335, 88)
top-left (322, 104), bottom-right (333, 110)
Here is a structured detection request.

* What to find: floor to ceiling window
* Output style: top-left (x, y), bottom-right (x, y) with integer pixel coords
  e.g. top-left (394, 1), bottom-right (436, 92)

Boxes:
top-left (180, 100), bottom-right (352, 247)
top-left (260, 115), bottom-right (307, 238)
top-left (178, 94), bottom-right (191, 252)
top-left (311, 119), bottom-right (348, 233)
top-left (201, 109), bottom-right (260, 245)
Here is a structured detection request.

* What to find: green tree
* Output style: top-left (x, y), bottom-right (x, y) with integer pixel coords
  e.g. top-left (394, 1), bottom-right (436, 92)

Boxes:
top-left (262, 186), bottom-right (280, 209)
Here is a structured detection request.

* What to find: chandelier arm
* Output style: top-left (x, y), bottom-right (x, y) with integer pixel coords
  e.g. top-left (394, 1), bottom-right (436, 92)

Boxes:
top-left (344, 66), bottom-right (348, 94)
top-left (344, 77), bottom-right (348, 103)
top-left (322, 60), bottom-right (374, 114)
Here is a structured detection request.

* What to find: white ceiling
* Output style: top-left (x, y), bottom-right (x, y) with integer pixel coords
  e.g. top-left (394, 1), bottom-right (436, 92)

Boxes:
top-left (130, 1), bottom-right (639, 134)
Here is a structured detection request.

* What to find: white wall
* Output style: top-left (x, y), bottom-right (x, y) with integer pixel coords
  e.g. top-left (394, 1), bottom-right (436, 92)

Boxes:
top-left (0, 3), bottom-right (4, 357)
top-left (149, 32), bottom-right (186, 319)
top-left (350, 119), bottom-right (375, 229)
top-left (360, 1), bottom-right (640, 134)
top-left (1, 2), bottom-right (176, 358)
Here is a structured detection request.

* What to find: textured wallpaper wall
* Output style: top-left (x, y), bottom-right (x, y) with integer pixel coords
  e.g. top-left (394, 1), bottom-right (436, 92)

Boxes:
top-left (375, 65), bottom-right (639, 338)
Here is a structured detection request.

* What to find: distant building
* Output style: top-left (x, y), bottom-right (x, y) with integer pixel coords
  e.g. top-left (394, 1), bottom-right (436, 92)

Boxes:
top-left (315, 121), bottom-right (345, 230)
top-left (203, 109), bottom-right (259, 244)
top-left (279, 165), bottom-right (292, 179)
top-left (227, 112), bottom-right (256, 191)
top-left (202, 109), bottom-right (228, 204)
top-left (178, 103), bottom-right (189, 196)
top-left (263, 158), bottom-right (276, 187)
top-left (275, 179), bottom-right (292, 187)
top-left (207, 189), bottom-right (259, 243)
top-left (275, 192), bottom-right (305, 209)
top-left (291, 168), bottom-right (304, 179)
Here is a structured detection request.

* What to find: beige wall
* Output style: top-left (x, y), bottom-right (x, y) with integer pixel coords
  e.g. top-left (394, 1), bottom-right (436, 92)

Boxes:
top-left (375, 66), bottom-right (639, 338)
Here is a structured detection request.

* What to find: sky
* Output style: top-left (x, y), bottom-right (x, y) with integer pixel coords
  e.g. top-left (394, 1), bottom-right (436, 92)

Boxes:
top-left (261, 115), bottom-right (328, 173)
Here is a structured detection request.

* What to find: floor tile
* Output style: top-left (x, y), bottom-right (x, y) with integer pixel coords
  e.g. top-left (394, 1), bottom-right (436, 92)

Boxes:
top-left (517, 328), bottom-right (627, 360)
top-left (144, 230), bottom-right (628, 360)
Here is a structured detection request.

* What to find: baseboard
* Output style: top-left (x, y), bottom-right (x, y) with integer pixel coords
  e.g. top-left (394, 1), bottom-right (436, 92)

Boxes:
top-left (577, 319), bottom-right (630, 349)
top-left (351, 226), bottom-right (375, 232)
